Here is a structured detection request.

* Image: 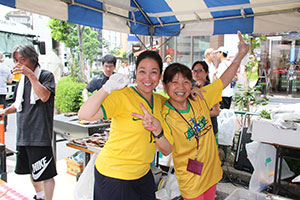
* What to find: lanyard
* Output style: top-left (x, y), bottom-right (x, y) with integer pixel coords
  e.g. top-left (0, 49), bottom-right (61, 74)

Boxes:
top-left (168, 100), bottom-right (201, 158)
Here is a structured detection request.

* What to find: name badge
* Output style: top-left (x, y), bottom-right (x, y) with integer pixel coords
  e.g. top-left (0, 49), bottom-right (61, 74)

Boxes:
top-left (187, 158), bottom-right (204, 175)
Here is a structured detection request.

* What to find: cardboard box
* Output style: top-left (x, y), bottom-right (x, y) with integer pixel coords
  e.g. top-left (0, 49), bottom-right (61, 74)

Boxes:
top-left (252, 120), bottom-right (300, 148)
top-left (65, 157), bottom-right (83, 176)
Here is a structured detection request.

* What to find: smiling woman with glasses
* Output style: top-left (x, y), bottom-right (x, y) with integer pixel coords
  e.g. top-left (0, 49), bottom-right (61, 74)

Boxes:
top-left (192, 61), bottom-right (220, 138)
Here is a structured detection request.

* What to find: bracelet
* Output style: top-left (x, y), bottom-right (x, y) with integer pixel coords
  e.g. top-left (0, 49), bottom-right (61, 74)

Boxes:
top-left (152, 130), bottom-right (164, 139)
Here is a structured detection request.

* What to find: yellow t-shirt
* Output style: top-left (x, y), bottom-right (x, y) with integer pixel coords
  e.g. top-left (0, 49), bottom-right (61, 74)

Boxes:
top-left (161, 79), bottom-right (223, 199)
top-left (95, 86), bottom-right (171, 180)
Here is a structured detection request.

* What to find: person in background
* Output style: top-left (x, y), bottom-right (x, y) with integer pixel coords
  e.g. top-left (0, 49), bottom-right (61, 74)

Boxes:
top-left (192, 61), bottom-right (220, 137)
top-left (78, 51), bottom-right (172, 200)
top-left (84, 65), bottom-right (90, 84)
top-left (82, 54), bottom-right (116, 102)
top-left (215, 46), bottom-right (234, 109)
top-left (204, 48), bottom-right (217, 82)
top-left (245, 54), bottom-right (259, 88)
top-left (129, 62), bottom-right (136, 83)
top-left (0, 52), bottom-right (12, 132)
top-left (118, 62), bottom-right (130, 76)
top-left (163, 55), bottom-right (172, 71)
top-left (0, 44), bottom-right (56, 200)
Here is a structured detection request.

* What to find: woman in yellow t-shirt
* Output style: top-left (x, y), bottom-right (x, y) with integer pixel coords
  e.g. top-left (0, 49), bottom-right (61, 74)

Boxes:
top-left (78, 51), bottom-right (172, 200)
top-left (136, 32), bottom-right (249, 200)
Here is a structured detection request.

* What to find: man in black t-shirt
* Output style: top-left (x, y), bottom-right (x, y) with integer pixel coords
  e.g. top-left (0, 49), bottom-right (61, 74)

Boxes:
top-left (0, 44), bottom-right (56, 200)
top-left (82, 54), bottom-right (116, 102)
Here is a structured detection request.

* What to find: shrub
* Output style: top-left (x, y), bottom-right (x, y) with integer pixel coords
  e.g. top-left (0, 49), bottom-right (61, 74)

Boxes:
top-left (92, 69), bottom-right (102, 76)
top-left (55, 76), bottom-right (86, 113)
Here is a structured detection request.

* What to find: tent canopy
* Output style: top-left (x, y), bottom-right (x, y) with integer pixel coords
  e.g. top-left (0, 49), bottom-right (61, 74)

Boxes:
top-left (0, 0), bottom-right (300, 37)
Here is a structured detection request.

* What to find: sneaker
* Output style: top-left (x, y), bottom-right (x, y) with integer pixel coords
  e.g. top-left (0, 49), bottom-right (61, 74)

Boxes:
top-left (33, 195), bottom-right (44, 200)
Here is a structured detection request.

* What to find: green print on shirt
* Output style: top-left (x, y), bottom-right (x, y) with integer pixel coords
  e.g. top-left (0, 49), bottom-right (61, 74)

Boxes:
top-left (149, 132), bottom-right (155, 144)
top-left (132, 117), bottom-right (142, 121)
top-left (184, 116), bottom-right (209, 141)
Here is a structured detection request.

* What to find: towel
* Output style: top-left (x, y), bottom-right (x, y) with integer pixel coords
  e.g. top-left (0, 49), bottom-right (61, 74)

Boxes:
top-left (14, 67), bottom-right (41, 112)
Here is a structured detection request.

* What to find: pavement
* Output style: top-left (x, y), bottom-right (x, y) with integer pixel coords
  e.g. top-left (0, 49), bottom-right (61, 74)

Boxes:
top-left (2, 93), bottom-right (300, 199)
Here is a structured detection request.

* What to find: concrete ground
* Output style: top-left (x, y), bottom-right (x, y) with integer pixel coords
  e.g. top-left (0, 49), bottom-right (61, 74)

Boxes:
top-left (4, 113), bottom-right (78, 199)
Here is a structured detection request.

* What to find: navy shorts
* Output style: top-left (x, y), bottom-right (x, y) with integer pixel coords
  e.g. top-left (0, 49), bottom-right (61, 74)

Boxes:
top-left (15, 146), bottom-right (57, 182)
top-left (94, 168), bottom-right (156, 200)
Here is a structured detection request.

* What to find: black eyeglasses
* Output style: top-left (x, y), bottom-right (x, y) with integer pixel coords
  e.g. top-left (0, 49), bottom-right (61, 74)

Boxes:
top-left (192, 69), bottom-right (205, 73)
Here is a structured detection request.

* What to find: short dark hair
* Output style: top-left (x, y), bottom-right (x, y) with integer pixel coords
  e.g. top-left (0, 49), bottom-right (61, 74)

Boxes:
top-left (222, 52), bottom-right (228, 58)
top-left (192, 61), bottom-right (210, 82)
top-left (13, 44), bottom-right (39, 68)
top-left (102, 54), bottom-right (116, 66)
top-left (163, 63), bottom-right (192, 84)
top-left (136, 51), bottom-right (163, 74)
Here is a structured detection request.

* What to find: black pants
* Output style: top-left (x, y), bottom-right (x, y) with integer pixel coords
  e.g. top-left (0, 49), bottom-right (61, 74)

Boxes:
top-left (220, 96), bottom-right (232, 109)
top-left (0, 95), bottom-right (7, 131)
top-left (94, 169), bottom-right (156, 200)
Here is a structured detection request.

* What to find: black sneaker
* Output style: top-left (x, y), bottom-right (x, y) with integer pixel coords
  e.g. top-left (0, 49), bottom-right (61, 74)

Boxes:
top-left (33, 195), bottom-right (44, 200)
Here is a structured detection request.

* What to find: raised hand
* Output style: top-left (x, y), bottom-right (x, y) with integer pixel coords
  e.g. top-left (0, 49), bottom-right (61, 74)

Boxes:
top-left (131, 103), bottom-right (162, 135)
top-left (13, 63), bottom-right (33, 77)
top-left (236, 31), bottom-right (250, 59)
top-left (102, 73), bottom-right (130, 94)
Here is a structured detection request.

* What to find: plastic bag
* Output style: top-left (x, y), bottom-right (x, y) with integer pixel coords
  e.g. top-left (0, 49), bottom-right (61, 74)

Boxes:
top-left (247, 142), bottom-right (294, 192)
top-left (217, 109), bottom-right (236, 145)
top-left (165, 173), bottom-right (181, 199)
top-left (74, 153), bottom-right (99, 200)
top-left (158, 152), bottom-right (174, 167)
top-left (155, 168), bottom-right (181, 200)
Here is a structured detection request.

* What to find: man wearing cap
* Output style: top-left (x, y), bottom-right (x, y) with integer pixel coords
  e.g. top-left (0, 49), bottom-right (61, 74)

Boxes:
top-left (82, 54), bottom-right (116, 102)
top-left (0, 52), bottom-right (12, 131)
top-left (215, 46), bottom-right (234, 109)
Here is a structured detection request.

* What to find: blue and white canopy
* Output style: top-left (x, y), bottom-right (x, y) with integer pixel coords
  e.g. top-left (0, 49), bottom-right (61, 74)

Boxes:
top-left (0, 0), bottom-right (300, 36)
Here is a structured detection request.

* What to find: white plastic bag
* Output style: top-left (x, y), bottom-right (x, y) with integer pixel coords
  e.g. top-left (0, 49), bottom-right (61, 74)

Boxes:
top-left (165, 173), bottom-right (181, 199)
top-left (155, 168), bottom-right (181, 200)
top-left (247, 142), bottom-right (295, 192)
top-left (217, 109), bottom-right (237, 145)
top-left (74, 153), bottom-right (99, 200)
top-left (158, 152), bottom-right (174, 167)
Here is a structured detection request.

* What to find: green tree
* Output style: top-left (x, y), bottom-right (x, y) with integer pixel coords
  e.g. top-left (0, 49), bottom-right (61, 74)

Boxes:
top-left (110, 46), bottom-right (121, 57)
top-left (48, 19), bottom-right (100, 82)
top-left (100, 37), bottom-right (122, 57)
top-left (234, 34), bottom-right (270, 125)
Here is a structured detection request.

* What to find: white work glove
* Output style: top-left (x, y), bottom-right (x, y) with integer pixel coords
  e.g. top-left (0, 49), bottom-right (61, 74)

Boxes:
top-left (102, 73), bottom-right (130, 94)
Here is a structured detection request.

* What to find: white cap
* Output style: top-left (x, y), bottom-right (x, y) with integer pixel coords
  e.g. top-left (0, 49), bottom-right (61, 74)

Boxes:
top-left (165, 55), bottom-right (172, 59)
top-left (214, 46), bottom-right (228, 54)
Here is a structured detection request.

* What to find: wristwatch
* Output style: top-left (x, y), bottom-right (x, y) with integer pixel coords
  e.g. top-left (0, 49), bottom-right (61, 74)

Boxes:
top-left (152, 130), bottom-right (164, 139)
